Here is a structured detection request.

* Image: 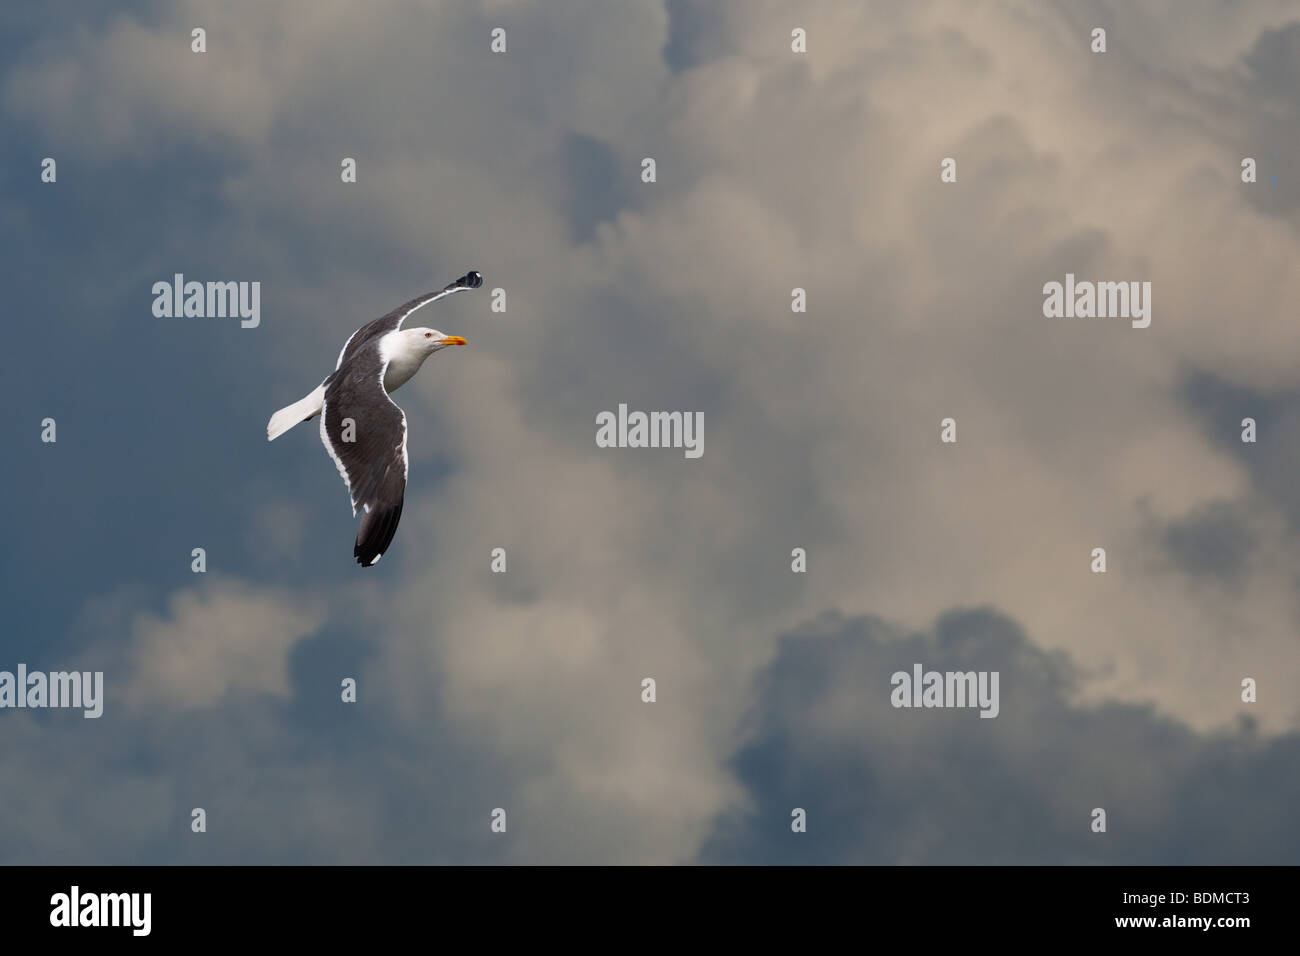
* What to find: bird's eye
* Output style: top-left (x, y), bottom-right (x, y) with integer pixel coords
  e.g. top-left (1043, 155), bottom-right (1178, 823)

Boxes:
top-left (424, 332), bottom-right (433, 339)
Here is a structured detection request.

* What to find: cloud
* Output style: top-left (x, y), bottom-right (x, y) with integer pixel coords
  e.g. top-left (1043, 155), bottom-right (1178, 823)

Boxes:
top-left (124, 578), bottom-right (326, 710)
top-left (2, 0), bottom-right (1298, 863)
top-left (703, 608), bottom-right (1300, 864)
top-left (1158, 499), bottom-right (1258, 583)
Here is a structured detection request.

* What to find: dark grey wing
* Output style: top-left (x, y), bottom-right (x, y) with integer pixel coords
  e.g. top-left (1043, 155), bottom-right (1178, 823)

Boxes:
top-left (320, 351), bottom-right (409, 567)
top-left (335, 270), bottom-right (483, 369)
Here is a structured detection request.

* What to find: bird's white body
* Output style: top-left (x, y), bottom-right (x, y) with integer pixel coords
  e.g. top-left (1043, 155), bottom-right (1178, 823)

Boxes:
top-left (266, 329), bottom-right (452, 441)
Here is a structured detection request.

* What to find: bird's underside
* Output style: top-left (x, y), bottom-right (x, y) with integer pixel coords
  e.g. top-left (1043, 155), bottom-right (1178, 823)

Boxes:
top-left (268, 270), bottom-right (482, 566)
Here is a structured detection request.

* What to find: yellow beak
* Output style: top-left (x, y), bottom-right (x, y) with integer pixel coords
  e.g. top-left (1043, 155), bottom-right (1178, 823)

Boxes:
top-left (438, 335), bottom-right (467, 347)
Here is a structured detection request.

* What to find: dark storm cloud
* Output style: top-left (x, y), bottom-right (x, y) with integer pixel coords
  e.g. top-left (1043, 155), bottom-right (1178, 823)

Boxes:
top-left (1239, 20), bottom-right (1300, 216)
top-left (555, 132), bottom-right (637, 243)
top-left (702, 608), bottom-right (1300, 864)
top-left (1159, 499), bottom-right (1258, 582)
top-left (1180, 369), bottom-right (1300, 531)
top-left (662, 0), bottom-right (727, 73)
top-left (1243, 20), bottom-right (1300, 106)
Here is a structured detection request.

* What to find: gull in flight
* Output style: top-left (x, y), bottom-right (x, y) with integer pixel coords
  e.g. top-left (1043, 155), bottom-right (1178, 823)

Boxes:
top-left (267, 271), bottom-right (482, 566)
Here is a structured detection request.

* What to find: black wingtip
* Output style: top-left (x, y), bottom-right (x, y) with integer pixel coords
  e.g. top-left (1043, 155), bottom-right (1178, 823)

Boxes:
top-left (354, 499), bottom-right (404, 567)
top-left (463, 270), bottom-right (483, 289)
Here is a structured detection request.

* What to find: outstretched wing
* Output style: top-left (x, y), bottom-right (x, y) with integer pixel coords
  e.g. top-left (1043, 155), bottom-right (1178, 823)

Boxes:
top-left (320, 349), bottom-right (409, 567)
top-left (335, 270), bottom-right (483, 370)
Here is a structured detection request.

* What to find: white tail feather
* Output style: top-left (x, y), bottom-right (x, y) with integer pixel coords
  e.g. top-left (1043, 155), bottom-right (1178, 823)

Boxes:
top-left (267, 385), bottom-right (326, 441)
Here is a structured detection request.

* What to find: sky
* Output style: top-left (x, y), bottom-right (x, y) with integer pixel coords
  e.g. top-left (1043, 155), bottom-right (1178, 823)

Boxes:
top-left (1, 0), bottom-right (1297, 864)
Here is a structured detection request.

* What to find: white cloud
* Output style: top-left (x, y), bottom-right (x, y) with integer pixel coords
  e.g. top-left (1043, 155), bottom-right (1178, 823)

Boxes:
top-left (126, 578), bottom-right (325, 710)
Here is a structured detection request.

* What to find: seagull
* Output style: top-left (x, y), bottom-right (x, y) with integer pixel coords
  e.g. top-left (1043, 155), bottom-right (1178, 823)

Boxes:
top-left (267, 270), bottom-right (483, 566)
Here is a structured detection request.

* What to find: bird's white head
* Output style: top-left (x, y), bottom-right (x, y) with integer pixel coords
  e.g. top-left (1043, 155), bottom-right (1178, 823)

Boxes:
top-left (410, 327), bottom-right (467, 354)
